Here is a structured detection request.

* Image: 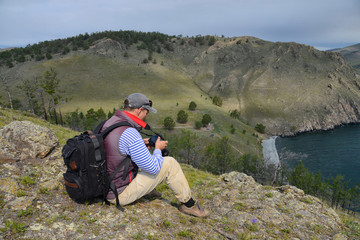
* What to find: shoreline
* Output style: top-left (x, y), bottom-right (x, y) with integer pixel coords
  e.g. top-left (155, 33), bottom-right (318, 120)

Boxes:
top-left (262, 136), bottom-right (280, 168)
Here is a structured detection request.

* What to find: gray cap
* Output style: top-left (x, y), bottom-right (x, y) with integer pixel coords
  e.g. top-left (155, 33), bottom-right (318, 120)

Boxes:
top-left (125, 93), bottom-right (157, 113)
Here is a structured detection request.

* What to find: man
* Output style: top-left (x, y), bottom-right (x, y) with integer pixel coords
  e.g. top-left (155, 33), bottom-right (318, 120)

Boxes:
top-left (101, 93), bottom-right (209, 217)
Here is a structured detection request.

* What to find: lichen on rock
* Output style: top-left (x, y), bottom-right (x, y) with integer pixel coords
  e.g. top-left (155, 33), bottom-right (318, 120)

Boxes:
top-left (0, 121), bottom-right (58, 160)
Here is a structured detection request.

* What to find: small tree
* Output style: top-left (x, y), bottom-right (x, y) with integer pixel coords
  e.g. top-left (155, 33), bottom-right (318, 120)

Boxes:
top-left (96, 107), bottom-right (107, 121)
top-left (64, 109), bottom-right (85, 131)
top-left (230, 109), bottom-right (241, 119)
top-left (177, 110), bottom-right (188, 123)
top-left (84, 108), bottom-right (98, 130)
top-left (0, 72), bottom-right (14, 109)
top-left (163, 116), bottom-right (175, 130)
top-left (17, 77), bottom-right (40, 115)
top-left (205, 136), bottom-right (234, 174)
top-left (202, 114), bottom-right (212, 126)
top-left (194, 121), bottom-right (202, 129)
top-left (189, 101), bottom-right (197, 111)
top-left (255, 123), bottom-right (266, 134)
top-left (177, 130), bottom-right (199, 165)
top-left (39, 68), bottom-right (62, 124)
top-left (212, 95), bottom-right (223, 107)
top-left (46, 52), bottom-right (52, 60)
top-left (230, 124), bottom-right (235, 134)
top-left (208, 36), bottom-right (216, 46)
top-left (107, 108), bottom-right (116, 118)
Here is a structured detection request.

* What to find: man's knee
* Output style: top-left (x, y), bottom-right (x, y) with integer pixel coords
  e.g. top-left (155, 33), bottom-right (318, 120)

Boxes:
top-left (162, 156), bottom-right (181, 170)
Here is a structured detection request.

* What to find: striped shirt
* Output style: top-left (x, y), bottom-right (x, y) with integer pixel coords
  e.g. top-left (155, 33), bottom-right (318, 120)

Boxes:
top-left (119, 127), bottom-right (164, 175)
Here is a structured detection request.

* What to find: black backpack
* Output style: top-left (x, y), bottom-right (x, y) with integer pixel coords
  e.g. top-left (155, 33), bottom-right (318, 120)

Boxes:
top-left (62, 121), bottom-right (132, 210)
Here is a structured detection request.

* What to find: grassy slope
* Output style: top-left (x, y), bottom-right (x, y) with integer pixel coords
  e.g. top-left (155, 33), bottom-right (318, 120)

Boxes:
top-left (3, 37), bottom-right (360, 138)
top-left (1, 45), bottom-right (264, 157)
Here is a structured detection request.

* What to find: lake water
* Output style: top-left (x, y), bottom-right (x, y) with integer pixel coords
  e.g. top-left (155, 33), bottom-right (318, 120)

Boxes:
top-left (275, 124), bottom-right (360, 187)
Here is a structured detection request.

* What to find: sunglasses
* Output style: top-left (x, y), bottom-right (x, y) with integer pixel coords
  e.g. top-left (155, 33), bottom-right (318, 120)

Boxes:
top-left (142, 100), bottom-right (152, 107)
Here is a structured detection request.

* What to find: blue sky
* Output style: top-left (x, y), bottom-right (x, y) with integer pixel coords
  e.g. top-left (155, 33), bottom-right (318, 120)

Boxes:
top-left (0, 0), bottom-right (359, 50)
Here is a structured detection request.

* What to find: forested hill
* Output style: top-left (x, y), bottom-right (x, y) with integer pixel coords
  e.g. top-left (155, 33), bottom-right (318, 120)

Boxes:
top-left (1, 30), bottom-right (360, 136)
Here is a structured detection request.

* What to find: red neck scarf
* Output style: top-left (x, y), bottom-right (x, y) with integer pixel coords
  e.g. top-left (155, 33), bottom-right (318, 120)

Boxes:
top-left (123, 111), bottom-right (150, 130)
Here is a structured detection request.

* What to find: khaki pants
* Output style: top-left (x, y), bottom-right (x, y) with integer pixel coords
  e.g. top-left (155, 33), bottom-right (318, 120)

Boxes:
top-left (110, 156), bottom-right (192, 206)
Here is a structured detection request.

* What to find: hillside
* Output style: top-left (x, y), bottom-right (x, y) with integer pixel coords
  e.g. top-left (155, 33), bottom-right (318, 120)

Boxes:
top-left (332, 43), bottom-right (360, 74)
top-left (1, 109), bottom-right (359, 239)
top-left (182, 38), bottom-right (360, 136)
top-left (1, 32), bottom-right (360, 138)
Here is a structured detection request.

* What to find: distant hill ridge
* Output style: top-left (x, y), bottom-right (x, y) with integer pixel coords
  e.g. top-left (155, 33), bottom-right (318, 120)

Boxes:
top-left (331, 43), bottom-right (360, 73)
top-left (1, 31), bottom-right (360, 136)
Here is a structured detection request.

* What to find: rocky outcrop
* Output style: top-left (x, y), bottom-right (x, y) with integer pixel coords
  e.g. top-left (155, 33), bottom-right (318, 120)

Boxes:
top-left (211, 172), bottom-right (345, 239)
top-left (0, 121), bottom-right (349, 239)
top-left (89, 38), bottom-right (126, 57)
top-left (0, 121), bottom-right (58, 160)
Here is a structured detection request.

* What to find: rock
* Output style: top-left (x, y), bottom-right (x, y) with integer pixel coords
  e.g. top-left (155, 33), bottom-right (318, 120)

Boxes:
top-left (0, 177), bottom-right (20, 195)
top-left (90, 38), bottom-right (125, 56)
top-left (29, 223), bottom-right (46, 231)
top-left (220, 171), bottom-right (256, 185)
top-left (5, 196), bottom-right (35, 210)
top-left (0, 121), bottom-right (58, 160)
top-left (205, 172), bottom-right (346, 239)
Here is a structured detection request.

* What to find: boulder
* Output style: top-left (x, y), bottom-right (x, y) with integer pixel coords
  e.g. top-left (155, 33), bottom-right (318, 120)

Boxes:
top-left (0, 121), bottom-right (58, 160)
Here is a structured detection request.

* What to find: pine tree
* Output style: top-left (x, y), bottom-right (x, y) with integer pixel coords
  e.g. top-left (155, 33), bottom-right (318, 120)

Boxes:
top-left (17, 77), bottom-right (40, 115)
top-left (177, 110), bottom-right (188, 123)
top-left (39, 68), bottom-right (62, 124)
top-left (189, 101), bottom-right (197, 111)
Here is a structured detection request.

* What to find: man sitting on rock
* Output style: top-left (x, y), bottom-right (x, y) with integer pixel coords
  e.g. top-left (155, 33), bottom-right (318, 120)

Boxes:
top-left (101, 93), bottom-right (209, 217)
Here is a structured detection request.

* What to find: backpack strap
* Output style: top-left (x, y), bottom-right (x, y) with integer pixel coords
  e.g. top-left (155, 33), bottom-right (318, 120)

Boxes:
top-left (107, 156), bottom-right (131, 211)
top-left (100, 121), bottom-right (133, 138)
top-left (94, 120), bottom-right (107, 134)
top-left (98, 121), bottom-right (133, 211)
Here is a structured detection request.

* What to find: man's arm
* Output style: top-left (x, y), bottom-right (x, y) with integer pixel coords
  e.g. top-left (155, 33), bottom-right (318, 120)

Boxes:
top-left (119, 128), bottom-right (164, 175)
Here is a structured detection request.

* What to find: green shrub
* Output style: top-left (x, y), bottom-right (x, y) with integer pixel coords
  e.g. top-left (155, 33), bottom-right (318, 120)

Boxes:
top-left (189, 101), bottom-right (197, 111)
top-left (230, 124), bottom-right (235, 134)
top-left (254, 123), bottom-right (266, 134)
top-left (212, 95), bottom-right (223, 107)
top-left (163, 116), bottom-right (175, 130)
top-left (194, 121), bottom-right (202, 129)
top-left (177, 110), bottom-right (188, 123)
top-left (230, 109), bottom-right (241, 119)
top-left (202, 114), bottom-right (212, 126)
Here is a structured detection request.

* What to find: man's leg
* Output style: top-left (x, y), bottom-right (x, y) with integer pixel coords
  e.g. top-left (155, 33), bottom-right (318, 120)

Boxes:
top-left (116, 156), bottom-right (192, 205)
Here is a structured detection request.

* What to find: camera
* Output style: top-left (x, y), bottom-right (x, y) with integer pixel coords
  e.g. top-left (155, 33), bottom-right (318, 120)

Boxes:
top-left (148, 134), bottom-right (169, 157)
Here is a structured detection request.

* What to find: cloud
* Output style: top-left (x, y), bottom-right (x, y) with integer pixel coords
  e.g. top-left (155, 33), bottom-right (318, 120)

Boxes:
top-left (0, 0), bottom-right (359, 49)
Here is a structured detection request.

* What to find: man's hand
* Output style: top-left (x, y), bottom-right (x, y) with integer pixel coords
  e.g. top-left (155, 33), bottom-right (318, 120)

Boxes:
top-left (155, 136), bottom-right (168, 151)
top-left (143, 138), bottom-right (151, 149)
